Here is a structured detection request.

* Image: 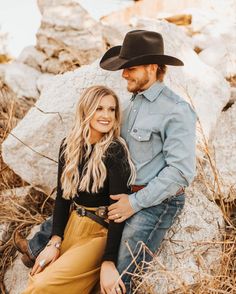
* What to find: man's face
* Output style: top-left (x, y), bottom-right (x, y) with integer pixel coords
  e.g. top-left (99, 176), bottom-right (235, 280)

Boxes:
top-left (122, 65), bottom-right (155, 93)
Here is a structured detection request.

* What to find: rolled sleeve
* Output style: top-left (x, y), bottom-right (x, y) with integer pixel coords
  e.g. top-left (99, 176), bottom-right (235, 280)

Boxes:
top-left (129, 102), bottom-right (197, 212)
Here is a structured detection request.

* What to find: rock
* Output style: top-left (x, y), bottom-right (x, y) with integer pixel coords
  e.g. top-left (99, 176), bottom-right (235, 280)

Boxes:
top-left (0, 223), bottom-right (10, 245)
top-left (4, 225), bottom-right (40, 294)
top-left (36, 73), bottom-right (55, 92)
top-left (141, 179), bottom-right (224, 293)
top-left (101, 0), bottom-right (201, 25)
top-left (101, 24), bottom-right (130, 47)
top-left (199, 41), bottom-right (236, 79)
top-left (164, 13), bottom-right (192, 26)
top-left (17, 46), bottom-right (46, 72)
top-left (2, 19), bottom-right (230, 195)
top-left (178, 1), bottom-right (236, 52)
top-left (36, 0), bottom-right (105, 74)
top-left (2, 61), bottom-right (41, 99)
top-left (0, 186), bottom-right (32, 198)
top-left (230, 87), bottom-right (236, 104)
top-left (208, 102), bottom-right (236, 201)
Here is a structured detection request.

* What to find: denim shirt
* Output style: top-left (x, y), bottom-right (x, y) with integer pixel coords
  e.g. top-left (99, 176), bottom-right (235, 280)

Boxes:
top-left (121, 81), bottom-right (197, 213)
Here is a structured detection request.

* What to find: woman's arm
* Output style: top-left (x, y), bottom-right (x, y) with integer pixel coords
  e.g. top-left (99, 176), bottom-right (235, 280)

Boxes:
top-left (100, 141), bottom-right (131, 293)
top-left (30, 235), bottom-right (62, 275)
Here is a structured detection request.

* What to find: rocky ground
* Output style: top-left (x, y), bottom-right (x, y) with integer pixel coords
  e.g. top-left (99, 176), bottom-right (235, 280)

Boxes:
top-left (0, 0), bottom-right (235, 293)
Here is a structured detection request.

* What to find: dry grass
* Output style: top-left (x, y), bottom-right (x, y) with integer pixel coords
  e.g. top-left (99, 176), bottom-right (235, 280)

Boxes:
top-left (130, 214), bottom-right (236, 294)
top-left (0, 80), bottom-right (54, 293)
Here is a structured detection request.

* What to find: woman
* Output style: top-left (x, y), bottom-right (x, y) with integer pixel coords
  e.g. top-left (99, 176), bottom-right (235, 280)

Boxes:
top-left (22, 85), bottom-right (135, 294)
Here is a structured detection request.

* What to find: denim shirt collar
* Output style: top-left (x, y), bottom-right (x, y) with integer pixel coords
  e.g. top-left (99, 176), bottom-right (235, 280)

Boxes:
top-left (140, 81), bottom-right (165, 102)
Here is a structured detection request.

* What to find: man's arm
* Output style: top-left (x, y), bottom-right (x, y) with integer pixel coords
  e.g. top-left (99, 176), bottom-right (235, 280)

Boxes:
top-left (108, 102), bottom-right (196, 221)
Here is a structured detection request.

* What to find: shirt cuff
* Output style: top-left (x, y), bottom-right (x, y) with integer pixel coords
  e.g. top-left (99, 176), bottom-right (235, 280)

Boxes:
top-left (128, 192), bottom-right (143, 213)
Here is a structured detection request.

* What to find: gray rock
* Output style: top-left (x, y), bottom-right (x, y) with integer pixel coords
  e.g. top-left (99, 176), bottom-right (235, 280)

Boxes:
top-left (2, 61), bottom-right (41, 99)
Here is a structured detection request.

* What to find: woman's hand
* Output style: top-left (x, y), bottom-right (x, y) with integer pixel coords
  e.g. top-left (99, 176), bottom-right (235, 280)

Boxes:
top-left (30, 236), bottom-right (61, 276)
top-left (100, 261), bottom-right (126, 294)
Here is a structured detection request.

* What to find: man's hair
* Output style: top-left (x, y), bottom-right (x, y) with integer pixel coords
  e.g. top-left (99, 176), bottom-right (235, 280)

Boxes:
top-left (156, 65), bottom-right (167, 82)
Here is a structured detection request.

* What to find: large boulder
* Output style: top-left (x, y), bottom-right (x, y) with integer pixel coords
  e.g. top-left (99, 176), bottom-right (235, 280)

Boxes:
top-left (0, 62), bottom-right (41, 100)
top-left (199, 40), bottom-right (236, 79)
top-left (2, 19), bottom-right (230, 195)
top-left (207, 102), bottom-right (236, 200)
top-left (140, 179), bottom-right (224, 293)
top-left (17, 46), bottom-right (47, 73)
top-left (35, 0), bottom-right (105, 74)
top-left (4, 225), bottom-right (40, 294)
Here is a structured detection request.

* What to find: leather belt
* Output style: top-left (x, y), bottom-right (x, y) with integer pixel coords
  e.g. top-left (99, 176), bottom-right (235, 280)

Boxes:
top-left (74, 204), bottom-right (109, 229)
top-left (131, 185), bottom-right (146, 193)
top-left (131, 185), bottom-right (185, 197)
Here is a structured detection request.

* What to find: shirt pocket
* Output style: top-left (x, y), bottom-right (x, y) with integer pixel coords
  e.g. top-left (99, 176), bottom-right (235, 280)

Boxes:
top-left (129, 128), bottom-right (153, 163)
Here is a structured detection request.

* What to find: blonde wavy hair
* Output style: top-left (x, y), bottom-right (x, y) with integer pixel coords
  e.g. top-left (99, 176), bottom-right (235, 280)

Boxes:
top-left (60, 85), bottom-right (136, 199)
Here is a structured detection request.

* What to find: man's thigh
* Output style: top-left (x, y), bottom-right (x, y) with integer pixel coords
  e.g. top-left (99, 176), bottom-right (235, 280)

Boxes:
top-left (117, 194), bottom-right (185, 274)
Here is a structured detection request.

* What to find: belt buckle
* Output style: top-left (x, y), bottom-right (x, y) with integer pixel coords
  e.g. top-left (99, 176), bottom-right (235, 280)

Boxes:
top-left (77, 206), bottom-right (86, 216)
top-left (95, 206), bottom-right (108, 218)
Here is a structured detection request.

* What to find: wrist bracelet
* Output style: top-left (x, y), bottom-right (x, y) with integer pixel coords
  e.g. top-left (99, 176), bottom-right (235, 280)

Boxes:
top-left (46, 241), bottom-right (61, 249)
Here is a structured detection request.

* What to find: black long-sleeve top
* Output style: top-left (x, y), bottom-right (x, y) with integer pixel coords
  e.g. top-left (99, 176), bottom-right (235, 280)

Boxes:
top-left (52, 139), bottom-right (131, 264)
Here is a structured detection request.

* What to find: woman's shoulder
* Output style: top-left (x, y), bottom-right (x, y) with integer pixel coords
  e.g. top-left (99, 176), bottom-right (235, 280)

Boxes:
top-left (105, 138), bottom-right (128, 163)
top-left (107, 138), bottom-right (126, 155)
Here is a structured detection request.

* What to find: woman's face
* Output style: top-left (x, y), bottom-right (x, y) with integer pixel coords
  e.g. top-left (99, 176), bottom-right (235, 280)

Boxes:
top-left (90, 94), bottom-right (117, 143)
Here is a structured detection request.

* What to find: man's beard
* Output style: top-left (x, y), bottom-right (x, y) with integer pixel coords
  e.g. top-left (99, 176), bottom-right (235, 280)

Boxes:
top-left (126, 72), bottom-right (149, 93)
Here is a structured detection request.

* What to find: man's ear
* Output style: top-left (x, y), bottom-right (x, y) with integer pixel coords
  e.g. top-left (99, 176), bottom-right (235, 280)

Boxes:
top-left (151, 64), bottom-right (158, 72)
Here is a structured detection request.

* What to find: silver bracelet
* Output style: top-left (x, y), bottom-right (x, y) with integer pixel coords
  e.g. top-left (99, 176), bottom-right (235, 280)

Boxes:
top-left (46, 241), bottom-right (61, 249)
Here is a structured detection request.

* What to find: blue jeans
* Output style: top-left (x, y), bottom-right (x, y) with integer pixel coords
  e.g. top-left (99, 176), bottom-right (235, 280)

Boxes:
top-left (117, 193), bottom-right (185, 293)
top-left (28, 194), bottom-right (185, 293)
top-left (28, 217), bottom-right (53, 258)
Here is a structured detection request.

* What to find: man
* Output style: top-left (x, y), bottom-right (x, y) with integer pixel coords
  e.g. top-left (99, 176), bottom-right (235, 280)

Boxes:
top-left (14, 30), bottom-right (196, 293)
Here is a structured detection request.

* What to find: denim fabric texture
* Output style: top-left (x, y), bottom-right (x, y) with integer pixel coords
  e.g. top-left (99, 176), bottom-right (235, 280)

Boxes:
top-left (28, 216), bottom-right (52, 258)
top-left (121, 82), bottom-right (196, 212)
top-left (117, 193), bottom-right (185, 293)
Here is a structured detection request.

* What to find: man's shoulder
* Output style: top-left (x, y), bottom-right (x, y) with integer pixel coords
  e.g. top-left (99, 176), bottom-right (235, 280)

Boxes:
top-left (150, 85), bottom-right (187, 114)
top-left (161, 85), bottom-right (185, 104)
top-left (159, 85), bottom-right (196, 116)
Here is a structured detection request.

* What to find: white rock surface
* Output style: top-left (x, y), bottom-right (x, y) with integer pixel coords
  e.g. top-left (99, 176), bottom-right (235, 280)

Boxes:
top-left (0, 223), bottom-right (9, 244)
top-left (35, 0), bottom-right (105, 74)
top-left (199, 41), bottom-right (236, 79)
top-left (4, 225), bottom-right (40, 294)
top-left (0, 186), bottom-right (32, 198)
top-left (17, 46), bottom-right (47, 72)
top-left (183, 7), bottom-right (236, 50)
top-left (2, 19), bottom-right (230, 195)
top-left (143, 181), bottom-right (224, 293)
top-left (208, 102), bottom-right (236, 200)
top-left (2, 62), bottom-right (41, 99)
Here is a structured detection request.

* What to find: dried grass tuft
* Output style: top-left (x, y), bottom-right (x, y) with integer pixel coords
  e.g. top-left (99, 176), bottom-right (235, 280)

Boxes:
top-left (0, 82), bottom-right (54, 293)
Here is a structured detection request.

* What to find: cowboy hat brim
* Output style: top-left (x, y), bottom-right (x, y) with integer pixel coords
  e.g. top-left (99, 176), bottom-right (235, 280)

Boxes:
top-left (100, 46), bottom-right (184, 71)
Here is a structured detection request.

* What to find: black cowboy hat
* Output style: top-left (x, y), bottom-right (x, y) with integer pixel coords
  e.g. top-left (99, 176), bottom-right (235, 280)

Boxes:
top-left (100, 30), bottom-right (184, 71)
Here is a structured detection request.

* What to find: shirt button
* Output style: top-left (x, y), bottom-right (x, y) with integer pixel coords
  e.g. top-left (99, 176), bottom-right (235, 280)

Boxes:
top-left (133, 109), bottom-right (136, 112)
top-left (138, 136), bottom-right (141, 139)
top-left (133, 129), bottom-right (137, 133)
top-left (128, 129), bottom-right (130, 133)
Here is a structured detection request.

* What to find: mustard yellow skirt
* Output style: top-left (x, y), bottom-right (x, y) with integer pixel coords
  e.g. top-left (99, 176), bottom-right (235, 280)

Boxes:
top-left (22, 211), bottom-right (108, 294)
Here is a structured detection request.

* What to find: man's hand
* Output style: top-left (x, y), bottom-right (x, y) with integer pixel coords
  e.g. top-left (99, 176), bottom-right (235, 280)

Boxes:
top-left (108, 194), bottom-right (135, 223)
